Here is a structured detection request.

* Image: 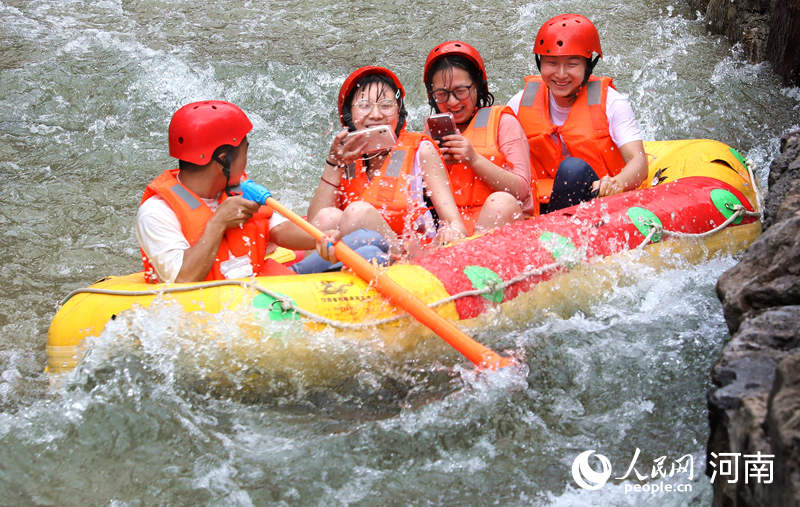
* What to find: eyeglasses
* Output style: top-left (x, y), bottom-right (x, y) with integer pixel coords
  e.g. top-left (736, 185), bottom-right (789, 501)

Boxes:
top-left (353, 99), bottom-right (398, 115)
top-left (430, 83), bottom-right (474, 103)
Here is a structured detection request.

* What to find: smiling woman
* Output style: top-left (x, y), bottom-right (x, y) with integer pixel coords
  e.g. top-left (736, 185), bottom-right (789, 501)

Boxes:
top-left (508, 13), bottom-right (649, 212)
top-left (423, 40), bottom-right (535, 231)
top-left (3, 0), bottom-right (799, 505)
top-left (298, 65), bottom-right (467, 272)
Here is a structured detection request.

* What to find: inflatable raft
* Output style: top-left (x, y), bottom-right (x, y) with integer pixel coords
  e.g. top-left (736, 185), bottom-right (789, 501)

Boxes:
top-left (47, 139), bottom-right (762, 373)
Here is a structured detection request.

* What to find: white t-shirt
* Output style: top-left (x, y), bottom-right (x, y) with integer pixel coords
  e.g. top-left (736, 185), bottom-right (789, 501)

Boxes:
top-left (507, 85), bottom-right (642, 149)
top-left (136, 193), bottom-right (287, 283)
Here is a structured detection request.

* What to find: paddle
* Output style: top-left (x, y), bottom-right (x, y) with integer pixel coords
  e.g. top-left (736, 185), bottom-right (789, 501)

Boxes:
top-left (241, 180), bottom-right (514, 370)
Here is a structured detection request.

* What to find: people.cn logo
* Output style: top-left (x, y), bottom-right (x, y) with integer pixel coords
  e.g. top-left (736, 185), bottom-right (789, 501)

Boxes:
top-left (572, 450), bottom-right (613, 490)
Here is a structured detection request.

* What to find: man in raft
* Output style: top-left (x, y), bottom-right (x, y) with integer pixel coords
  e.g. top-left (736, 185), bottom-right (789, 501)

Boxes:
top-left (508, 13), bottom-right (648, 213)
top-left (136, 100), bottom-right (317, 283)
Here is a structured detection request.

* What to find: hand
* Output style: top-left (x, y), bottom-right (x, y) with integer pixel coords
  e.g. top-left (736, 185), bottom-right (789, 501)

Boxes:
top-left (592, 176), bottom-right (624, 198)
top-left (328, 129), bottom-right (368, 168)
top-left (316, 229), bottom-right (342, 262)
top-left (212, 195), bottom-right (261, 230)
top-left (438, 132), bottom-right (475, 164)
top-left (434, 222), bottom-right (467, 246)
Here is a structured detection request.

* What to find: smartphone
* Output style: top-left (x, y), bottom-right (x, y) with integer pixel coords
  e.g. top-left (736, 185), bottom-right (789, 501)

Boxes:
top-left (345, 125), bottom-right (397, 156)
top-left (426, 112), bottom-right (457, 142)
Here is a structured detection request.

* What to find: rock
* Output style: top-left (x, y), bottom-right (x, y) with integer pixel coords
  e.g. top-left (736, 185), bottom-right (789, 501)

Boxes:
top-left (741, 23), bottom-right (768, 64)
top-left (707, 307), bottom-right (800, 506)
top-left (765, 131), bottom-right (800, 228)
top-left (691, 0), bottom-right (800, 85)
top-left (709, 128), bottom-right (800, 506)
top-left (717, 131), bottom-right (800, 334)
top-left (767, 0), bottom-right (800, 85)
top-left (766, 353), bottom-right (800, 506)
top-left (716, 215), bottom-right (800, 333)
top-left (704, 0), bottom-right (770, 63)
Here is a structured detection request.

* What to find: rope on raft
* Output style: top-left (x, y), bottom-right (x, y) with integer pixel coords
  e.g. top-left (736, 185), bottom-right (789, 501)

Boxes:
top-left (635, 204), bottom-right (760, 248)
top-left (58, 259), bottom-right (567, 330)
top-left (62, 205), bottom-right (761, 330)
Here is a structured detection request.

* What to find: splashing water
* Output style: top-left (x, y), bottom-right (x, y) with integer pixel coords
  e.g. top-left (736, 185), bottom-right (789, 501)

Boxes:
top-left (1, 0), bottom-right (798, 504)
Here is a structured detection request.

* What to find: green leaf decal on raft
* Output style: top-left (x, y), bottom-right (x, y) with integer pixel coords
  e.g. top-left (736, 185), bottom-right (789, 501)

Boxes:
top-left (252, 292), bottom-right (299, 321)
top-left (627, 207), bottom-right (663, 242)
top-left (538, 231), bottom-right (577, 260)
top-left (710, 188), bottom-right (744, 225)
top-left (463, 266), bottom-right (504, 303)
top-left (729, 147), bottom-right (748, 169)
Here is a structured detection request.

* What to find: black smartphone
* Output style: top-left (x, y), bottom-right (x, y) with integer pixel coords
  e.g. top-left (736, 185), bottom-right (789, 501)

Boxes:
top-left (426, 113), bottom-right (457, 142)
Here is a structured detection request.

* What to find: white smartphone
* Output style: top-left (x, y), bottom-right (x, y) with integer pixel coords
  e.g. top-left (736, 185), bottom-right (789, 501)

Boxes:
top-left (345, 125), bottom-right (397, 155)
top-left (426, 112), bottom-right (457, 142)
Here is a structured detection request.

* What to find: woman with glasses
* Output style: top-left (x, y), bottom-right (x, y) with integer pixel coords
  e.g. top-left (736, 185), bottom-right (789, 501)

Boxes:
top-left (423, 41), bottom-right (534, 234)
top-left (299, 66), bottom-right (466, 272)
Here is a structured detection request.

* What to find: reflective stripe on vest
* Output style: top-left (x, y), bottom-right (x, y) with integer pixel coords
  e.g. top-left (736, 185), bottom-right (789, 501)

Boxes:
top-left (516, 75), bottom-right (626, 199)
top-left (384, 149), bottom-right (406, 177)
top-left (473, 107), bottom-right (491, 128)
top-left (140, 169), bottom-right (271, 282)
top-left (169, 183), bottom-right (202, 210)
top-left (587, 80), bottom-right (602, 105)
top-left (520, 81), bottom-right (539, 108)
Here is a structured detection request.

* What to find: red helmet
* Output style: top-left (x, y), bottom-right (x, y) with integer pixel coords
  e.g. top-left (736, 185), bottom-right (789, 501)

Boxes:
top-left (423, 40), bottom-right (487, 85)
top-left (337, 66), bottom-right (405, 127)
top-left (533, 13), bottom-right (602, 59)
top-left (168, 100), bottom-right (252, 165)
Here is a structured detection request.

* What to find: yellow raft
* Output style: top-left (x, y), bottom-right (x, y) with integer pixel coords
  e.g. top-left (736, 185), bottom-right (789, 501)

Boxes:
top-left (47, 139), bottom-right (762, 373)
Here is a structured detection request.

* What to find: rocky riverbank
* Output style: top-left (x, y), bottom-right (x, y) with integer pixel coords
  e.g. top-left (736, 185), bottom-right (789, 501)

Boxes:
top-left (710, 130), bottom-right (800, 505)
top-left (686, 0), bottom-right (799, 85)
top-left (688, 2), bottom-right (799, 504)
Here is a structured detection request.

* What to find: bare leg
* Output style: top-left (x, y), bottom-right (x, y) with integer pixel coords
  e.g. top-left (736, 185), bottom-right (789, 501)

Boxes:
top-left (474, 191), bottom-right (523, 232)
top-left (310, 206), bottom-right (344, 231)
top-left (338, 201), bottom-right (400, 254)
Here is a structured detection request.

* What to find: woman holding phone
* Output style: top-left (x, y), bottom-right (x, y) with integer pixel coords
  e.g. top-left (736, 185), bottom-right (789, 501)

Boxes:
top-left (423, 41), bottom-right (535, 234)
top-left (305, 66), bottom-right (466, 265)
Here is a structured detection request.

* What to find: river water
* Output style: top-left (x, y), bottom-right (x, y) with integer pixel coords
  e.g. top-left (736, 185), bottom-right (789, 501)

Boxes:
top-left (1, 0), bottom-right (799, 505)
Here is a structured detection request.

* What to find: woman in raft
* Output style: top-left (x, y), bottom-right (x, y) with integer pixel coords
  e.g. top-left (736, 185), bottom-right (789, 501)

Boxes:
top-left (508, 13), bottom-right (648, 212)
top-left (293, 66), bottom-right (467, 274)
top-left (423, 40), bottom-right (535, 229)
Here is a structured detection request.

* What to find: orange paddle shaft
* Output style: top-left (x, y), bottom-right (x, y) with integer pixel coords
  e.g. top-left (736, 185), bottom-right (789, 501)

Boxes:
top-left (265, 197), bottom-right (513, 370)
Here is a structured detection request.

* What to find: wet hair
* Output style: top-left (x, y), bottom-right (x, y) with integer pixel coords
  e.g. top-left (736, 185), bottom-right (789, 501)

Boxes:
top-left (424, 54), bottom-right (494, 113)
top-left (341, 74), bottom-right (407, 136)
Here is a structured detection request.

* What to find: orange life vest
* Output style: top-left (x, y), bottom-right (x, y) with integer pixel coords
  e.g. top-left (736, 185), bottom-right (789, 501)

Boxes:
top-left (339, 130), bottom-right (434, 235)
top-left (446, 106), bottom-right (512, 228)
top-left (140, 169), bottom-right (272, 283)
top-left (516, 75), bottom-right (626, 203)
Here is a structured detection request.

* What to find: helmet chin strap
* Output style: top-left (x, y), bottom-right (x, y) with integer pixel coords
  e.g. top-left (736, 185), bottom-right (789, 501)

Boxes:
top-left (214, 149), bottom-right (234, 196)
top-left (583, 55), bottom-right (601, 85)
top-left (566, 55), bottom-right (603, 102)
top-left (566, 88), bottom-right (581, 103)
